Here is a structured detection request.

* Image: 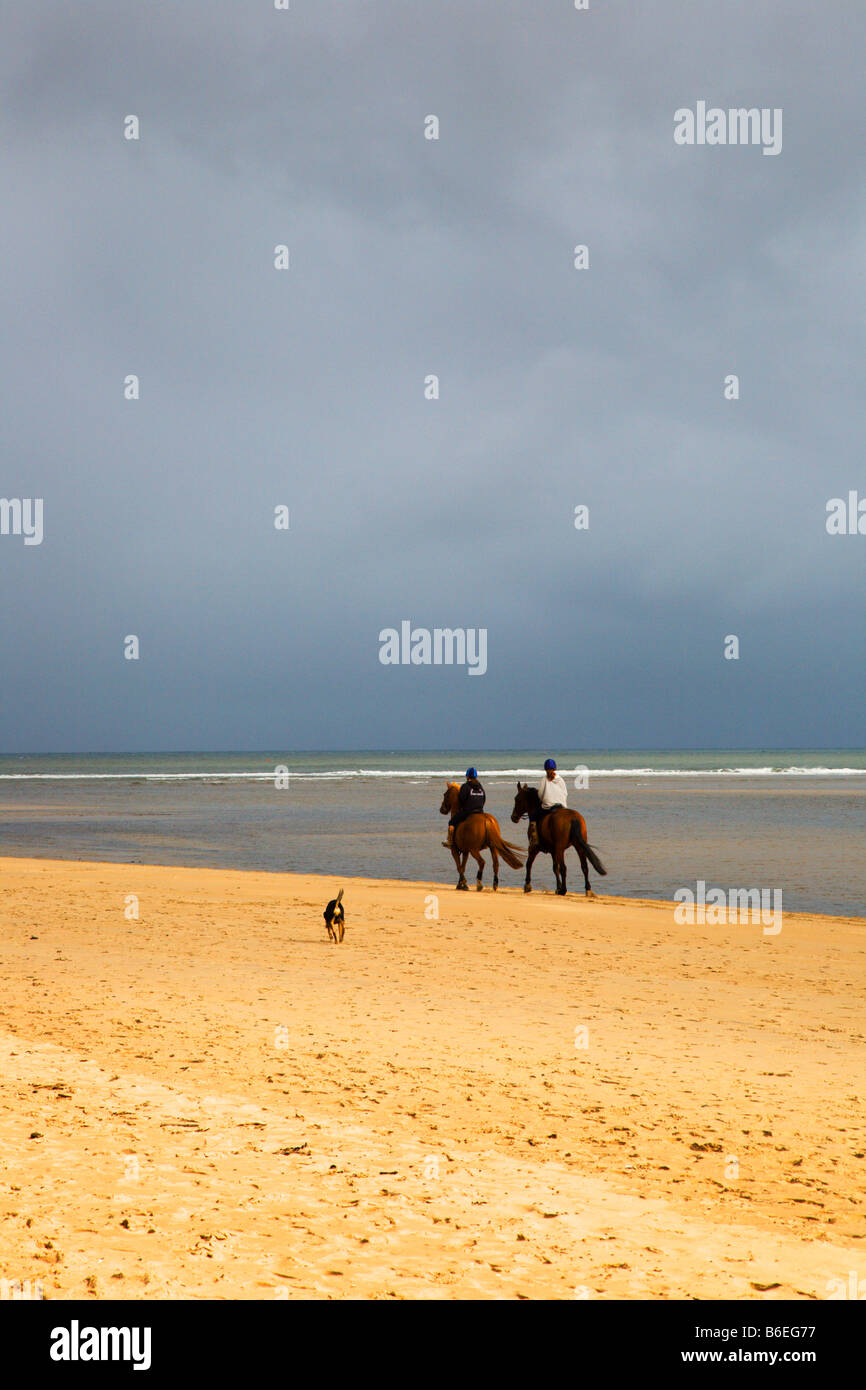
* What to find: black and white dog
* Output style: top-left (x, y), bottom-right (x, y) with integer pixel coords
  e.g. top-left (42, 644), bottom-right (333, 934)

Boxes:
top-left (323, 888), bottom-right (345, 943)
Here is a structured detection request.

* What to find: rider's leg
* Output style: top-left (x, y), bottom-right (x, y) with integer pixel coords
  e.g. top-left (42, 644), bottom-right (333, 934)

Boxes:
top-left (532, 805), bottom-right (555, 848)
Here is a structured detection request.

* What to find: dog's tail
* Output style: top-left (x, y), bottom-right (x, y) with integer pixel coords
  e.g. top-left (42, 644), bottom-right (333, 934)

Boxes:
top-left (570, 821), bottom-right (607, 876)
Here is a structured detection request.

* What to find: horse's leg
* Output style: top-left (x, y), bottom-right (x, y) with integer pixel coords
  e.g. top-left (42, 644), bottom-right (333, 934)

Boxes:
top-left (576, 844), bottom-right (593, 896)
top-left (454, 835), bottom-right (469, 889)
top-left (450, 842), bottom-right (463, 888)
top-left (480, 822), bottom-right (499, 891)
top-left (524, 843), bottom-right (539, 893)
top-left (554, 838), bottom-right (567, 895)
top-left (545, 832), bottom-right (561, 893)
top-left (558, 852), bottom-right (568, 895)
top-left (540, 822), bottom-right (561, 892)
top-left (568, 814), bottom-right (595, 897)
top-left (473, 850), bottom-right (484, 891)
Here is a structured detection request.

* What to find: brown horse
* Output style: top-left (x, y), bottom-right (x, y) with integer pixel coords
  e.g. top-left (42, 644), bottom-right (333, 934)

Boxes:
top-left (439, 783), bottom-right (524, 891)
top-left (510, 782), bottom-right (607, 897)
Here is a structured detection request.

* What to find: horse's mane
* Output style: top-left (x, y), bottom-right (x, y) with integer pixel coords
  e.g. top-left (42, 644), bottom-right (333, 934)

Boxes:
top-left (447, 781), bottom-right (460, 789)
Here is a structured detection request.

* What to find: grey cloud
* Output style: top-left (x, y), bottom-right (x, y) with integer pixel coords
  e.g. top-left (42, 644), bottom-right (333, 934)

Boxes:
top-left (0, 0), bottom-right (863, 750)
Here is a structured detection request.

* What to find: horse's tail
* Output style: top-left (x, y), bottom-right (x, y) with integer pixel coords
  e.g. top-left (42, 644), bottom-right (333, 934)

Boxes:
top-left (570, 820), bottom-right (607, 876)
top-left (486, 819), bottom-right (525, 870)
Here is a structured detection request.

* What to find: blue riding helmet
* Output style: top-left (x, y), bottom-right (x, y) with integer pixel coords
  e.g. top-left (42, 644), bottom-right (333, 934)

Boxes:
top-left (466, 766), bottom-right (478, 779)
top-left (544, 758), bottom-right (557, 771)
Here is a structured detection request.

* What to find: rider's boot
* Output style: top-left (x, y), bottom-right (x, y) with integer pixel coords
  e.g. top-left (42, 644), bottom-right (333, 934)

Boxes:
top-left (442, 823), bottom-right (455, 850)
top-left (528, 820), bottom-right (539, 850)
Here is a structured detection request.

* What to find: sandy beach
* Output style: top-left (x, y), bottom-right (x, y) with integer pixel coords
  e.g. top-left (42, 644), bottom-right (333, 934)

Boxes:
top-left (1, 856), bottom-right (864, 1301)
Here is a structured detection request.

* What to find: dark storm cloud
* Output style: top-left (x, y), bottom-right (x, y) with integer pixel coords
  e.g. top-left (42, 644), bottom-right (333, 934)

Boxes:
top-left (0, 0), bottom-right (863, 750)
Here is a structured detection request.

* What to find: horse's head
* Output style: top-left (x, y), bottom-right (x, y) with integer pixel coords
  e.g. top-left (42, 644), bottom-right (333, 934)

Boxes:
top-left (511, 781), bottom-right (531, 823)
top-left (439, 782), bottom-right (459, 816)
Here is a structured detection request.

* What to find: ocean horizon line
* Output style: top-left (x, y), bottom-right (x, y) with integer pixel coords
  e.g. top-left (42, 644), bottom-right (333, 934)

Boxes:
top-left (1, 750), bottom-right (865, 782)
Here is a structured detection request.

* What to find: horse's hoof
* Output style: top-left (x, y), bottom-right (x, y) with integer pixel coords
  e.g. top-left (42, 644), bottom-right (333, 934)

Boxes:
top-left (586, 889), bottom-right (596, 899)
top-left (456, 881), bottom-right (468, 891)
top-left (476, 883), bottom-right (483, 892)
top-left (492, 882), bottom-right (498, 892)
top-left (523, 884), bottom-right (532, 894)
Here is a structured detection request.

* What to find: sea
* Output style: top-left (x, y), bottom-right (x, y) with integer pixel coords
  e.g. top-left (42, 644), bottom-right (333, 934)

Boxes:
top-left (0, 750), bottom-right (863, 917)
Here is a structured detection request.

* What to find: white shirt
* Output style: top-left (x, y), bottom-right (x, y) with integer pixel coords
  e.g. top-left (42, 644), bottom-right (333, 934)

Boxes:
top-left (538, 773), bottom-right (568, 809)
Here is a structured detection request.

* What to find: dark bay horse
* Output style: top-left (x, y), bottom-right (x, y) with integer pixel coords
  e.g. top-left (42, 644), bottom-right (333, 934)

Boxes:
top-left (510, 782), bottom-right (607, 897)
top-left (439, 783), bottom-right (524, 890)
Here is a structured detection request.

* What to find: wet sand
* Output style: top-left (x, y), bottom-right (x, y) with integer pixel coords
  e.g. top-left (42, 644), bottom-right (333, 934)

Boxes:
top-left (1, 857), bottom-right (864, 1300)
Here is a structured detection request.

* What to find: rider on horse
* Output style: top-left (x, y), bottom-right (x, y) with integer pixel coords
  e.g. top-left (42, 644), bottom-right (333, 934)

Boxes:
top-left (528, 757), bottom-right (568, 848)
top-left (443, 766), bottom-right (486, 848)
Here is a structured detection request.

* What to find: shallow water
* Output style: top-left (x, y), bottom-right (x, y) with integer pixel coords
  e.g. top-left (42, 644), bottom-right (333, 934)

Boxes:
top-left (0, 751), bottom-right (863, 917)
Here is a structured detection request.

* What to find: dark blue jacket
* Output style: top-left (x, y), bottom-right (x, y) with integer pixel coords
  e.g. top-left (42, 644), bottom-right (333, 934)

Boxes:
top-left (458, 779), bottom-right (486, 814)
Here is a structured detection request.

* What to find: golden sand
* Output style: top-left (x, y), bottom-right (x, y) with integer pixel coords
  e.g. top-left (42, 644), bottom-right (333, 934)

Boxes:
top-left (0, 857), bottom-right (864, 1300)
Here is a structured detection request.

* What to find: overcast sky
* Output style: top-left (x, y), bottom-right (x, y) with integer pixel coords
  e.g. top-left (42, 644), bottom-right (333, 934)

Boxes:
top-left (1, 0), bottom-right (863, 752)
